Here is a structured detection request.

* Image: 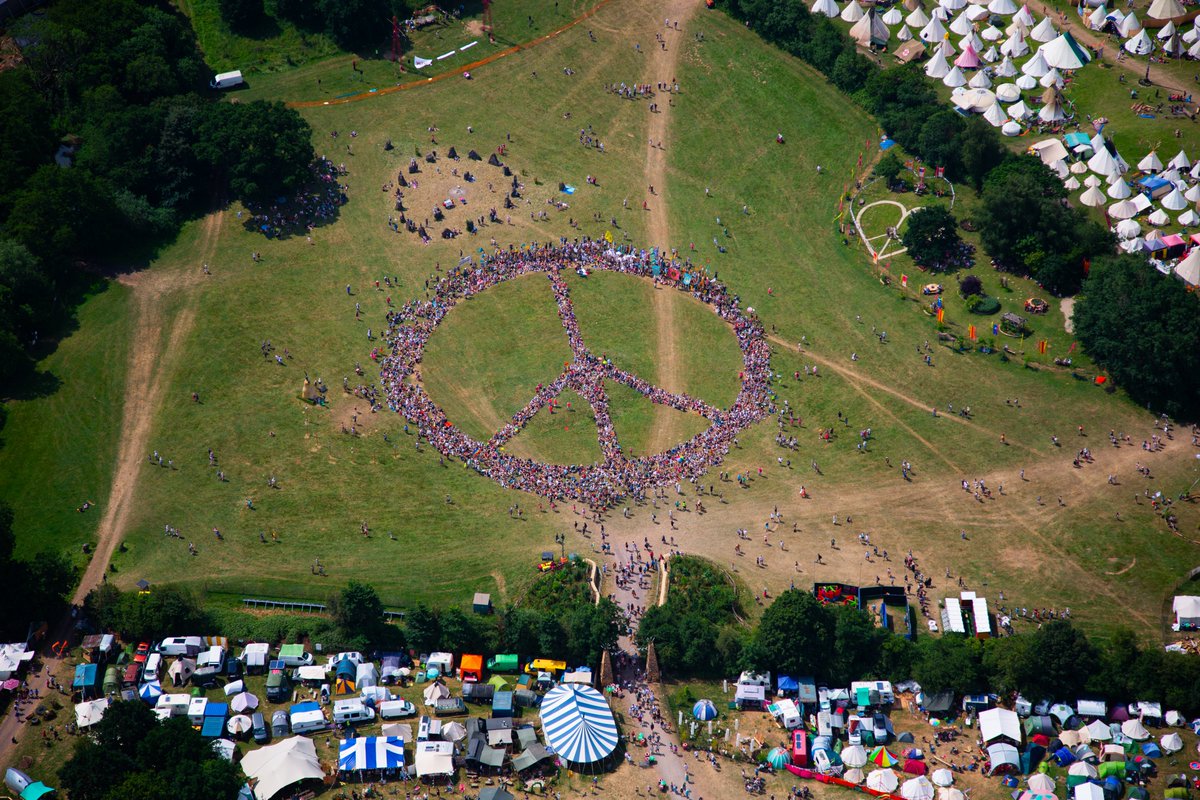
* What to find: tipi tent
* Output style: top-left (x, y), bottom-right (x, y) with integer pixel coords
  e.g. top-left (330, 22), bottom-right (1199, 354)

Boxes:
top-left (921, 17), bottom-right (948, 41)
top-left (1042, 32), bottom-right (1092, 68)
top-left (956, 43), bottom-right (982, 67)
top-left (983, 101), bottom-right (1009, 126)
top-left (1139, 151), bottom-right (1164, 172)
top-left (988, 0), bottom-right (1018, 14)
top-left (1038, 87), bottom-right (1066, 122)
top-left (1147, 0), bottom-right (1185, 20)
top-left (969, 70), bottom-right (993, 88)
top-left (995, 55), bottom-right (1019, 76)
top-left (851, 9), bottom-right (892, 46)
top-left (813, 0), bottom-right (841, 17)
top-left (1120, 11), bottom-right (1142, 35)
top-left (1003, 29), bottom-right (1030, 56)
top-left (1175, 250), bottom-right (1200, 285)
top-left (1030, 17), bottom-right (1058, 41)
top-left (943, 66), bottom-right (968, 87)
top-left (1162, 186), bottom-right (1190, 210)
top-left (908, 6), bottom-right (932, 26)
top-left (842, 1), bottom-right (867, 22)
top-left (1158, 20), bottom-right (1177, 38)
top-left (1022, 50), bottom-right (1050, 76)
top-left (1125, 29), bottom-right (1154, 54)
top-left (883, 7), bottom-right (904, 24)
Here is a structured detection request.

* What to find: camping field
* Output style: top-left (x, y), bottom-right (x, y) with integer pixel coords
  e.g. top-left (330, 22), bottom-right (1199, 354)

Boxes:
top-left (3, 0), bottom-right (1200, 649)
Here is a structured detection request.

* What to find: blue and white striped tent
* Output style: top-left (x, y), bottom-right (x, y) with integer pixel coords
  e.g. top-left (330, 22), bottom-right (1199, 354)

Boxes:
top-left (338, 737), bottom-right (406, 771)
top-left (138, 681), bottom-right (162, 704)
top-left (539, 683), bottom-right (618, 765)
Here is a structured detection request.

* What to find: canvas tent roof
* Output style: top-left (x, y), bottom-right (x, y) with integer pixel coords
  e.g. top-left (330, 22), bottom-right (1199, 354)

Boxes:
top-left (1176, 249), bottom-right (1200, 285)
top-left (414, 741), bottom-right (454, 777)
top-left (850, 9), bottom-right (891, 46)
top-left (540, 683), bottom-right (619, 764)
top-left (513, 742), bottom-right (553, 772)
top-left (1148, 0), bottom-right (1185, 20)
top-left (1041, 32), bottom-right (1092, 68)
top-left (987, 743), bottom-right (1020, 774)
top-left (241, 737), bottom-right (325, 800)
top-left (980, 708), bottom-right (1021, 743)
top-left (75, 698), bottom-right (109, 728)
top-left (339, 737), bottom-right (406, 771)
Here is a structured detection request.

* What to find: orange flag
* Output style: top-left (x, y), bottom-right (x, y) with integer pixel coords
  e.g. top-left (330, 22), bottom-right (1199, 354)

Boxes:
top-left (936, 308), bottom-right (945, 323)
top-left (968, 325), bottom-right (977, 341)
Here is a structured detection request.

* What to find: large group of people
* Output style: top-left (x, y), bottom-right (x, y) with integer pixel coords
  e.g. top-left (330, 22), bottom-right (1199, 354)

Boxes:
top-left (245, 157), bottom-right (347, 240)
top-left (378, 240), bottom-right (773, 507)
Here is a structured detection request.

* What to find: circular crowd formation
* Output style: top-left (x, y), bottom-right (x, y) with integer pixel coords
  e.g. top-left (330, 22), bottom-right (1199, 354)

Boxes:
top-left (380, 240), bottom-right (773, 508)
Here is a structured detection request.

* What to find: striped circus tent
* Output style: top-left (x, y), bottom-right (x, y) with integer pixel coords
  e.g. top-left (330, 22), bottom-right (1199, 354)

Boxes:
top-left (338, 736), bottom-right (407, 771)
top-left (539, 683), bottom-right (619, 765)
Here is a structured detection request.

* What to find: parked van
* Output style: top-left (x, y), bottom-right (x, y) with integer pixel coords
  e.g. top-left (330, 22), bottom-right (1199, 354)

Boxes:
top-left (332, 699), bottom-right (376, 725)
top-left (378, 699), bottom-right (417, 720)
top-left (266, 668), bottom-right (291, 703)
top-left (209, 70), bottom-right (244, 90)
top-left (523, 658), bottom-right (566, 675)
top-left (143, 653), bottom-right (162, 682)
top-left (289, 701), bottom-right (327, 735)
top-left (158, 636), bottom-right (203, 656)
top-left (251, 711), bottom-right (269, 744)
top-left (278, 644), bottom-right (313, 667)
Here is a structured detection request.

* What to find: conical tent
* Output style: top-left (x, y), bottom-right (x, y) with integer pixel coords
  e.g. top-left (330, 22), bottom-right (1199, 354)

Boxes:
top-left (1125, 29), bottom-right (1154, 54)
top-left (868, 770), bottom-right (901, 792)
top-left (932, 769), bottom-right (955, 786)
top-left (1088, 5), bottom-right (1110, 28)
top-left (1176, 249), bottom-right (1200, 285)
top-left (903, 776), bottom-right (937, 800)
top-left (921, 17), bottom-right (948, 41)
top-left (898, 25), bottom-right (915, 40)
top-left (845, 769), bottom-right (867, 784)
top-left (926, 49), bottom-right (952, 77)
top-left (1022, 50), bottom-right (1050, 76)
top-left (850, 9), bottom-right (892, 46)
top-left (1042, 32), bottom-right (1092, 67)
top-left (883, 7), bottom-right (904, 24)
top-left (871, 747), bottom-right (901, 767)
top-left (988, 0), bottom-right (1018, 14)
top-left (938, 37), bottom-right (957, 56)
top-left (1003, 29), bottom-right (1030, 56)
top-left (970, 70), bottom-right (993, 88)
top-left (995, 55), bottom-right (1019, 76)
top-left (1038, 94), bottom-right (1065, 122)
top-left (983, 101), bottom-right (1009, 126)
top-left (1170, 149), bottom-right (1191, 168)
top-left (956, 44), bottom-right (982, 67)
top-left (1088, 145), bottom-right (1119, 176)
top-left (944, 66), bottom-right (968, 87)
top-left (1106, 179), bottom-right (1132, 199)
top-left (1162, 186), bottom-right (1189, 210)
top-left (1161, 732), bottom-right (1184, 753)
top-left (1031, 17), bottom-right (1058, 41)
top-left (843, 745), bottom-right (870, 768)
top-left (1008, 99), bottom-right (1030, 117)
top-left (1064, 176), bottom-right (1081, 190)
top-left (842, 1), bottom-right (866, 22)
top-left (1080, 186), bottom-right (1105, 211)
top-left (1148, 0), bottom-right (1185, 20)
top-left (1015, 73), bottom-right (1037, 89)
top-left (983, 24), bottom-right (1003, 40)
top-left (1158, 19), bottom-right (1177, 38)
top-left (1148, 208), bottom-right (1170, 226)
top-left (1015, 5), bottom-right (1036, 25)
top-left (950, 9), bottom-right (974, 34)
top-left (1120, 11), bottom-right (1141, 34)
top-left (960, 31), bottom-right (984, 50)
top-left (1185, 184), bottom-right (1200, 202)
top-left (1139, 150), bottom-right (1164, 171)
top-left (1164, 32), bottom-right (1185, 56)
top-left (1108, 199), bottom-right (1139, 219)
top-left (981, 44), bottom-right (999, 60)
top-left (1040, 68), bottom-right (1064, 88)
top-left (908, 6), bottom-right (931, 26)
top-left (813, 0), bottom-right (841, 17)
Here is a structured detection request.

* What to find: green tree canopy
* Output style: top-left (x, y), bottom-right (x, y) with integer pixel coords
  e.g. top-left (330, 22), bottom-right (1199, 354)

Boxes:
top-left (1074, 254), bottom-right (1200, 418)
top-left (746, 589), bottom-right (833, 679)
top-left (901, 205), bottom-right (964, 272)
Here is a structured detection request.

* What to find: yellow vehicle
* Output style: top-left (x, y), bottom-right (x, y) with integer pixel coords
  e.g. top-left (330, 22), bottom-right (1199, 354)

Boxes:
top-left (524, 658), bottom-right (566, 675)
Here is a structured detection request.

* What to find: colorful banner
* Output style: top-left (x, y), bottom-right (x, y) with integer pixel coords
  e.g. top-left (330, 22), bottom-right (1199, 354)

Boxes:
top-left (968, 324), bottom-right (977, 341)
top-left (936, 308), bottom-right (945, 323)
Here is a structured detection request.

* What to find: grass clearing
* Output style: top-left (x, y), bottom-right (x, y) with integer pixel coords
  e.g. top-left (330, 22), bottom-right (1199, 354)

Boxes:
top-left (506, 387), bottom-right (603, 465)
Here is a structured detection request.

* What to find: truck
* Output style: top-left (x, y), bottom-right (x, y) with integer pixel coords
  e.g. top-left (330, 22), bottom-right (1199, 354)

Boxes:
top-left (209, 70), bottom-right (244, 90)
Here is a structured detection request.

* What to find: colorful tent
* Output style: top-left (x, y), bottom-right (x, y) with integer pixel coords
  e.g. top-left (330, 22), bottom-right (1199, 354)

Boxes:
top-left (339, 736), bottom-right (406, 771)
top-left (539, 683), bottom-right (619, 765)
top-left (693, 700), bottom-right (718, 720)
top-left (871, 746), bottom-right (900, 767)
top-left (768, 747), bottom-right (792, 769)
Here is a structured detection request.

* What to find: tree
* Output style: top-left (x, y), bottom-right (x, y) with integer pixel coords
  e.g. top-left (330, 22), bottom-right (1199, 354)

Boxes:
top-left (403, 604), bottom-right (441, 652)
top-left (901, 205), bottom-right (963, 272)
top-left (60, 741), bottom-right (134, 800)
top-left (1074, 254), bottom-right (1200, 418)
top-left (329, 581), bottom-right (384, 638)
top-left (1010, 621), bottom-right (1095, 701)
top-left (746, 590), bottom-right (833, 679)
top-left (959, 274), bottom-right (983, 296)
top-left (828, 605), bottom-right (887, 685)
top-left (4, 165), bottom-right (120, 268)
top-left (916, 111), bottom-right (966, 178)
top-left (912, 635), bottom-right (985, 693)
top-left (194, 101), bottom-right (315, 202)
top-left (874, 152), bottom-right (904, 187)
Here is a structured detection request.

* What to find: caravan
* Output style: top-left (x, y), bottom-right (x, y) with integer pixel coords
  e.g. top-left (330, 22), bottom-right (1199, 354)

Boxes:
top-left (289, 701), bottom-right (327, 735)
top-left (332, 698), bottom-right (376, 725)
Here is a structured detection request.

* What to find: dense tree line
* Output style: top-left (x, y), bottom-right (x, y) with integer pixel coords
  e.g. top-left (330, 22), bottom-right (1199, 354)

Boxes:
top-left (59, 700), bottom-right (241, 800)
top-left (271, 0), bottom-right (413, 50)
top-left (0, 501), bottom-right (75, 640)
top-left (1073, 254), bottom-right (1200, 419)
top-left (637, 556), bottom-right (748, 676)
top-left (674, 587), bottom-right (1200, 715)
top-left (83, 573), bottom-right (621, 669)
top-left (0, 0), bottom-right (315, 386)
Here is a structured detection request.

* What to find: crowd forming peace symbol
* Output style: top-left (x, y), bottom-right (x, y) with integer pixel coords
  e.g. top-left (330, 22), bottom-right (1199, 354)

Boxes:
top-left (380, 241), bottom-right (773, 508)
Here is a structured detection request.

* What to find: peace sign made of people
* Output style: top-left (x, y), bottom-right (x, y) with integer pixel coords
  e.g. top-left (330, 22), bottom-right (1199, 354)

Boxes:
top-left (380, 241), bottom-right (773, 509)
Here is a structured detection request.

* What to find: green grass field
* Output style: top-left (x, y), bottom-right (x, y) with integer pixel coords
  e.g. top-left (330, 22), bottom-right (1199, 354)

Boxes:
top-left (1, 0), bottom-right (1198, 639)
